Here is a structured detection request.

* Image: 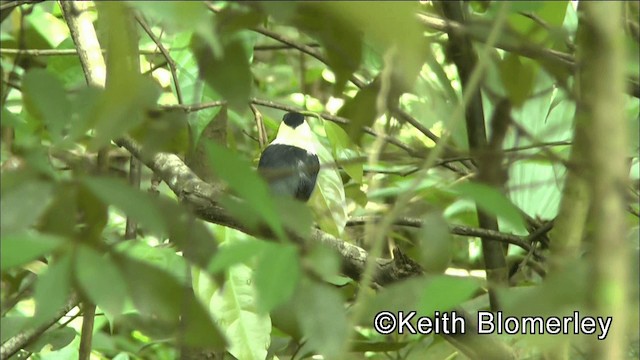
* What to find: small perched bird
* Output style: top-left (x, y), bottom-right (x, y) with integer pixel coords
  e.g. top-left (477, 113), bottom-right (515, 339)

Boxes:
top-left (258, 112), bottom-right (320, 201)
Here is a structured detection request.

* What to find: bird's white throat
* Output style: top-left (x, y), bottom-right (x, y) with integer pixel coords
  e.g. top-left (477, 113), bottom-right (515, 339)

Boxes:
top-left (270, 120), bottom-right (317, 154)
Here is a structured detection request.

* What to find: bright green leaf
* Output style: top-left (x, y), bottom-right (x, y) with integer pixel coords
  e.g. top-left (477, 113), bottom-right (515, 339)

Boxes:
top-left (210, 264), bottom-right (271, 360)
top-left (452, 181), bottom-right (528, 232)
top-left (418, 275), bottom-right (480, 315)
top-left (1, 232), bottom-right (65, 271)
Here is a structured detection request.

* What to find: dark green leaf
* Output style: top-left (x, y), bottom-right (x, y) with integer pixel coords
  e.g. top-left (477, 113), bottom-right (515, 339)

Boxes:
top-left (121, 258), bottom-right (226, 350)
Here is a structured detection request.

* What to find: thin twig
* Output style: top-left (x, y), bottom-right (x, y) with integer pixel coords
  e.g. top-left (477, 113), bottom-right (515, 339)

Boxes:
top-left (135, 14), bottom-right (184, 104)
top-left (0, 48), bottom-right (162, 56)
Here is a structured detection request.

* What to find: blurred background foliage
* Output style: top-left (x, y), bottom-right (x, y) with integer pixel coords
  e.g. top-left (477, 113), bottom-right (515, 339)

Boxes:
top-left (0, 1), bottom-right (638, 359)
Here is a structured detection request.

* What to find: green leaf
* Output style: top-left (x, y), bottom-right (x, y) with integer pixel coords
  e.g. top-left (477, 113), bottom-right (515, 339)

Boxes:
top-left (22, 69), bottom-right (71, 143)
top-left (191, 31), bottom-right (253, 112)
top-left (128, 2), bottom-right (210, 32)
top-left (338, 81), bottom-right (379, 144)
top-left (417, 276), bottom-right (480, 315)
top-left (294, 281), bottom-right (348, 359)
top-left (452, 181), bottom-right (528, 232)
top-left (1, 317), bottom-right (31, 344)
top-left (499, 54), bottom-right (538, 107)
top-left (33, 254), bottom-right (72, 325)
top-left (1, 181), bottom-right (54, 235)
top-left (121, 258), bottom-right (226, 350)
top-left (208, 238), bottom-right (269, 274)
top-left (210, 264), bottom-right (271, 360)
top-left (254, 243), bottom-right (300, 313)
top-left (418, 212), bottom-right (452, 273)
top-left (75, 245), bottom-right (127, 316)
top-left (1, 232), bottom-right (65, 271)
top-left (309, 140), bottom-right (347, 237)
top-left (325, 121), bottom-right (363, 183)
top-left (205, 141), bottom-right (284, 238)
top-left (82, 177), bottom-right (167, 236)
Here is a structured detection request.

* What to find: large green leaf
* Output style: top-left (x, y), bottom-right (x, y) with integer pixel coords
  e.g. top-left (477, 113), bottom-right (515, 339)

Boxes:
top-left (210, 264), bottom-right (271, 360)
top-left (82, 177), bottom-right (167, 236)
top-left (191, 31), bottom-right (253, 112)
top-left (1, 232), bottom-right (66, 271)
top-left (121, 257), bottom-right (226, 350)
top-left (205, 141), bottom-right (284, 238)
top-left (1, 181), bottom-right (54, 236)
top-left (128, 2), bottom-right (210, 32)
top-left (254, 243), bottom-right (300, 313)
top-left (33, 254), bottom-right (72, 325)
top-left (294, 280), bottom-right (348, 359)
top-left (417, 275), bottom-right (480, 315)
top-left (75, 245), bottom-right (128, 316)
top-left (452, 181), bottom-right (528, 233)
top-left (309, 136), bottom-right (347, 237)
top-left (22, 69), bottom-right (71, 144)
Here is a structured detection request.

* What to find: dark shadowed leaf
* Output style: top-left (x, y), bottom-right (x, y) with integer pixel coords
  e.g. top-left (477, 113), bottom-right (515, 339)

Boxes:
top-left (121, 257), bottom-right (226, 350)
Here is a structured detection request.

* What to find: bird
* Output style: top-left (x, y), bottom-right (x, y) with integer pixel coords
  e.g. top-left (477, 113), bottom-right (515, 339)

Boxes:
top-left (258, 112), bottom-right (320, 202)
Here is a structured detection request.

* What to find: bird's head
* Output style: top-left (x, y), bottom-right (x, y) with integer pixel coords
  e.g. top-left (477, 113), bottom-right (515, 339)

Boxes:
top-left (271, 112), bottom-right (316, 154)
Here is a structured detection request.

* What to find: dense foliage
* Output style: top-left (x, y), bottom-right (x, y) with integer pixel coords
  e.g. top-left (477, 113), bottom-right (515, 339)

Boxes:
top-left (1, 1), bottom-right (638, 359)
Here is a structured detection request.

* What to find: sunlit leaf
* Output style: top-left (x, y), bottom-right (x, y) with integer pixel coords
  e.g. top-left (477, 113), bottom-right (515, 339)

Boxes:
top-left (309, 137), bottom-right (347, 237)
top-left (210, 264), bottom-right (271, 360)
